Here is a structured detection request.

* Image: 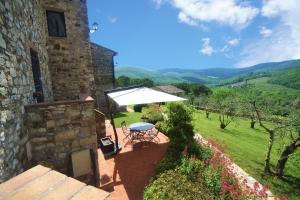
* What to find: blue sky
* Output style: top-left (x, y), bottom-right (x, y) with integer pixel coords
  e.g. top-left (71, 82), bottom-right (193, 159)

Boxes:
top-left (87, 0), bottom-right (300, 69)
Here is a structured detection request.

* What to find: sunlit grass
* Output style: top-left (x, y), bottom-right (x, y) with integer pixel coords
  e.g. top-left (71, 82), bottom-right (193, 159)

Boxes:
top-left (113, 112), bottom-right (143, 128)
top-left (193, 110), bottom-right (300, 200)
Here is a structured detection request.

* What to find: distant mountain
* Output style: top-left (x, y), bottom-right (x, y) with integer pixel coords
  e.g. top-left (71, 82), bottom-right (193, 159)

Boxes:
top-left (115, 59), bottom-right (300, 85)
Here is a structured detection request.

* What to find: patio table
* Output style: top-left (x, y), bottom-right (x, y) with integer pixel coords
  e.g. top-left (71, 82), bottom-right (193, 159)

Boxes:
top-left (129, 122), bottom-right (154, 132)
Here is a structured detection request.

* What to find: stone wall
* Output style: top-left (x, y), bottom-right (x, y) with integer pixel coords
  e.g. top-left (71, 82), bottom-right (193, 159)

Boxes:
top-left (0, 0), bottom-right (53, 182)
top-left (94, 109), bottom-right (106, 141)
top-left (91, 43), bottom-right (116, 113)
top-left (24, 99), bottom-right (99, 184)
top-left (42, 0), bottom-right (95, 100)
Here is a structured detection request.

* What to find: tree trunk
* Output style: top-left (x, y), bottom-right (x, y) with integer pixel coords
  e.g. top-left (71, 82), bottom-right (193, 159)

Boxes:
top-left (275, 137), bottom-right (299, 177)
top-left (264, 130), bottom-right (274, 174)
top-left (251, 101), bottom-right (275, 174)
top-left (220, 123), bottom-right (226, 129)
top-left (206, 111), bottom-right (210, 119)
top-left (250, 121), bottom-right (255, 128)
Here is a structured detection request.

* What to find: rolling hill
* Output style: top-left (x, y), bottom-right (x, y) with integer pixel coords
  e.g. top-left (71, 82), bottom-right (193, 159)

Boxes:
top-left (115, 59), bottom-right (300, 86)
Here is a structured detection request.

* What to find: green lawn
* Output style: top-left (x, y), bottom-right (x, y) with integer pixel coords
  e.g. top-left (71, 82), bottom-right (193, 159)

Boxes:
top-left (193, 111), bottom-right (300, 200)
top-left (114, 110), bottom-right (300, 199)
top-left (113, 112), bottom-right (143, 128)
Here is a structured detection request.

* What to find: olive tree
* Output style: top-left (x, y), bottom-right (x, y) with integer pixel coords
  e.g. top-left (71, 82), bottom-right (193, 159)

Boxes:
top-left (196, 94), bottom-right (212, 119)
top-left (275, 108), bottom-right (300, 177)
top-left (251, 98), bottom-right (300, 175)
top-left (210, 88), bottom-right (238, 129)
top-left (237, 85), bottom-right (263, 129)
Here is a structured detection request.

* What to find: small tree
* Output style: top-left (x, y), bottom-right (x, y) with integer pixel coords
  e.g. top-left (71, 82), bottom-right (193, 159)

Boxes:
top-left (275, 108), bottom-right (300, 177)
top-left (238, 85), bottom-right (263, 129)
top-left (251, 100), bottom-right (276, 174)
top-left (116, 76), bottom-right (131, 86)
top-left (210, 88), bottom-right (237, 129)
top-left (164, 102), bottom-right (194, 149)
top-left (197, 94), bottom-right (212, 119)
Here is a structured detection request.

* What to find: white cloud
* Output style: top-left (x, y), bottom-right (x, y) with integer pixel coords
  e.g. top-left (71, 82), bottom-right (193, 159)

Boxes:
top-left (153, 0), bottom-right (164, 9)
top-left (219, 38), bottom-right (240, 58)
top-left (238, 0), bottom-right (300, 67)
top-left (227, 38), bottom-right (240, 46)
top-left (108, 16), bottom-right (117, 23)
top-left (259, 26), bottom-right (272, 37)
top-left (169, 0), bottom-right (259, 28)
top-left (200, 38), bottom-right (215, 55)
top-left (178, 12), bottom-right (198, 26)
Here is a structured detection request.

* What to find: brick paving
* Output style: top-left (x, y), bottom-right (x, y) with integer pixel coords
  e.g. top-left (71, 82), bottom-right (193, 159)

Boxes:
top-left (99, 122), bottom-right (169, 200)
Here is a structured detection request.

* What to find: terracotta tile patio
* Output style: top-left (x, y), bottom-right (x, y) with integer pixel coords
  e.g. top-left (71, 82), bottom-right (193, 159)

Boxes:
top-left (98, 121), bottom-right (169, 200)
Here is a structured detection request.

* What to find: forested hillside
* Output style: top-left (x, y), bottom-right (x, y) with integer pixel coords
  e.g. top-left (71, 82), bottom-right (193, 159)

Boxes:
top-left (268, 67), bottom-right (300, 90)
top-left (116, 59), bottom-right (300, 85)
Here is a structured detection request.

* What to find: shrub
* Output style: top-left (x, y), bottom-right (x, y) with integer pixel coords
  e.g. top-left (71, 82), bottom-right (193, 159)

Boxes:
top-left (187, 140), bottom-right (213, 161)
top-left (203, 167), bottom-right (222, 195)
top-left (165, 102), bottom-right (193, 127)
top-left (133, 104), bottom-right (148, 112)
top-left (154, 143), bottom-right (183, 175)
top-left (143, 170), bottom-right (214, 200)
top-left (178, 157), bottom-right (204, 181)
top-left (155, 121), bottom-right (168, 134)
top-left (154, 155), bottom-right (180, 175)
top-left (141, 108), bottom-right (163, 124)
top-left (165, 102), bottom-right (194, 146)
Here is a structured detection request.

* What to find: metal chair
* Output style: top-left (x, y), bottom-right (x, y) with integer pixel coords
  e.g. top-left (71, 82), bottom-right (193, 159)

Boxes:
top-left (147, 128), bottom-right (160, 142)
top-left (121, 121), bottom-right (130, 140)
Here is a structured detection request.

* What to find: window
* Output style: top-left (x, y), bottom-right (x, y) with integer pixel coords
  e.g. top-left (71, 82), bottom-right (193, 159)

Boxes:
top-left (30, 49), bottom-right (44, 103)
top-left (46, 10), bottom-right (67, 37)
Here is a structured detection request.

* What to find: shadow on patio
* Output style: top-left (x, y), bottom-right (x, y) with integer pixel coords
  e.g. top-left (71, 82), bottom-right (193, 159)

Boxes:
top-left (98, 122), bottom-right (169, 200)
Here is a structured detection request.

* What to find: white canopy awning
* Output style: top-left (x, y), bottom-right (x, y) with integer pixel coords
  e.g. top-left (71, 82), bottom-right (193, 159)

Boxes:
top-left (107, 87), bottom-right (187, 106)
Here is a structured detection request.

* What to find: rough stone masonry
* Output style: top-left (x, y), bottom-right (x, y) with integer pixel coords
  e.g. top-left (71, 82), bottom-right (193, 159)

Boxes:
top-left (0, 0), bottom-right (115, 183)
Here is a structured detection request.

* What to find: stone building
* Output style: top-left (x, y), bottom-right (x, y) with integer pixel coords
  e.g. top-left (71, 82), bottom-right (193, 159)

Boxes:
top-left (91, 43), bottom-right (117, 113)
top-left (0, 0), bottom-right (115, 183)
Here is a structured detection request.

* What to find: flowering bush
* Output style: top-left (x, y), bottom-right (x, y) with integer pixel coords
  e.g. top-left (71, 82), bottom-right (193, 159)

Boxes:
top-left (204, 139), bottom-right (270, 200)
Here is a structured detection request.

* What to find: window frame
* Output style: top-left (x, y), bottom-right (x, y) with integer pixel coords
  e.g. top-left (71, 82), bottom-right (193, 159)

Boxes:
top-left (46, 10), bottom-right (67, 38)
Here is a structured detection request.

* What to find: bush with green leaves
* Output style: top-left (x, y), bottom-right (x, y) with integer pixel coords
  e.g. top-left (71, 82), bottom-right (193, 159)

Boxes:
top-left (178, 157), bottom-right (204, 181)
top-left (187, 140), bottom-right (212, 161)
top-left (164, 102), bottom-right (194, 145)
top-left (155, 121), bottom-right (168, 134)
top-left (133, 104), bottom-right (148, 112)
top-left (141, 108), bottom-right (163, 124)
top-left (154, 142), bottom-right (183, 175)
top-left (203, 167), bottom-right (222, 195)
top-left (143, 169), bottom-right (214, 200)
top-left (154, 153), bottom-right (181, 175)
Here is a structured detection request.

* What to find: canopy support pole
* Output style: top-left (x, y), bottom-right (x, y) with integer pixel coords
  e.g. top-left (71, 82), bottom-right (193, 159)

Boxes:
top-left (104, 85), bottom-right (144, 154)
top-left (105, 94), bottom-right (120, 154)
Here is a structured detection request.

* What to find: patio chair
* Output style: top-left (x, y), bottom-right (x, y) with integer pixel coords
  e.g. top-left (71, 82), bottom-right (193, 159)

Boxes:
top-left (147, 128), bottom-right (160, 142)
top-left (121, 121), bottom-right (132, 142)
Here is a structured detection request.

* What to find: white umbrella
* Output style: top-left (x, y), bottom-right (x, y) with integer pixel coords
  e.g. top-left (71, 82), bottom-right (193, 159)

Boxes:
top-left (105, 86), bottom-right (187, 154)
top-left (107, 87), bottom-right (186, 106)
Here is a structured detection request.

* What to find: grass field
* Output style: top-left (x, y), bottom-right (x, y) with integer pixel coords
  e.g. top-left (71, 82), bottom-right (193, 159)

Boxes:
top-left (114, 110), bottom-right (300, 199)
top-left (193, 111), bottom-right (300, 200)
top-left (113, 112), bottom-right (143, 128)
